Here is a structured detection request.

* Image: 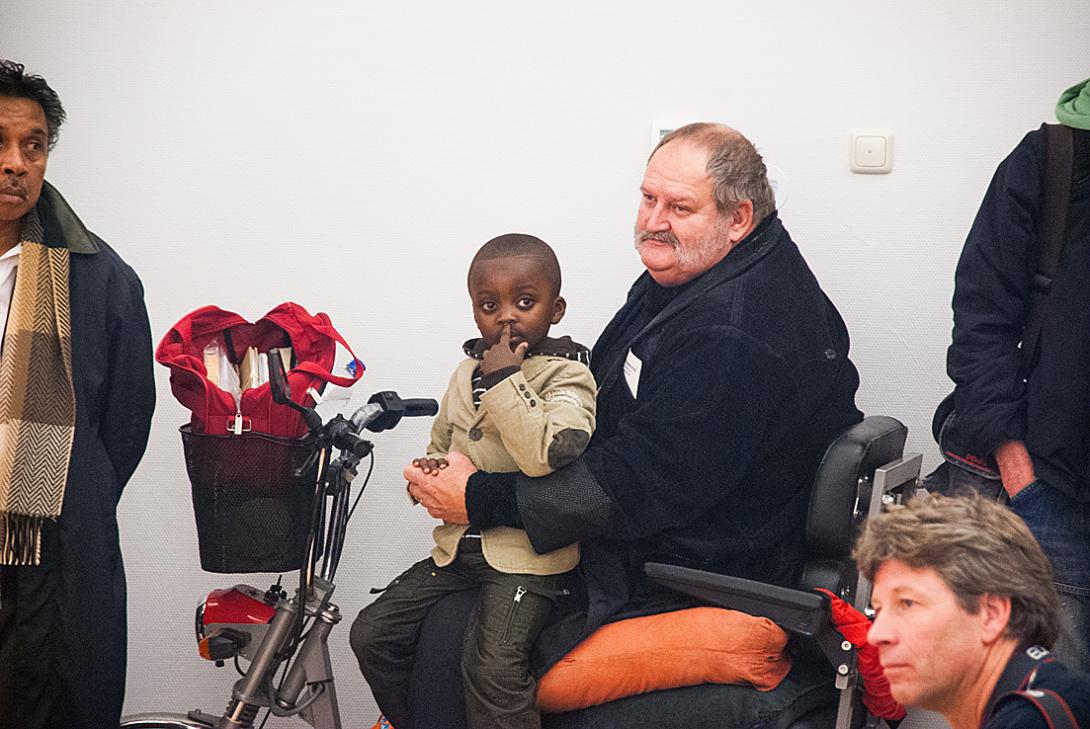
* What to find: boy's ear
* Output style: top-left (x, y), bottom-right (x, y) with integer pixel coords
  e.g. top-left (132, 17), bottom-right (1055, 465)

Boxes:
top-left (551, 296), bottom-right (567, 324)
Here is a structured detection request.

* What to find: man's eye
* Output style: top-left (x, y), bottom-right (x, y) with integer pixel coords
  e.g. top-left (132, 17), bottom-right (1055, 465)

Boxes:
top-left (899, 599), bottom-right (914, 610)
top-left (673, 205), bottom-right (689, 214)
top-left (642, 193), bottom-right (655, 204)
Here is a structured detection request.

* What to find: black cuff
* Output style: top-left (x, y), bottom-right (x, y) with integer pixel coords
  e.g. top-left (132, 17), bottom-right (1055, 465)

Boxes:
top-left (480, 366), bottom-right (521, 390)
top-left (466, 470), bottom-right (523, 529)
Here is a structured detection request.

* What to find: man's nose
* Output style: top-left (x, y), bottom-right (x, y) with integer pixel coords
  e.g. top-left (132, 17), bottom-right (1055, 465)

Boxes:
top-left (0, 147), bottom-right (27, 176)
top-left (642, 201), bottom-right (670, 232)
top-left (866, 611), bottom-right (894, 648)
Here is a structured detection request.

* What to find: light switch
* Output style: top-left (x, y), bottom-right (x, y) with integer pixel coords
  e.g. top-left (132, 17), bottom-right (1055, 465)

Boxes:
top-left (850, 128), bottom-right (893, 174)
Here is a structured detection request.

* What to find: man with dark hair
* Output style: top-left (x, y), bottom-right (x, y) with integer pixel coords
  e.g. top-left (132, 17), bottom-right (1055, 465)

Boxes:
top-left (405, 123), bottom-right (862, 727)
top-left (0, 59), bottom-right (155, 729)
top-left (856, 493), bottom-right (1090, 729)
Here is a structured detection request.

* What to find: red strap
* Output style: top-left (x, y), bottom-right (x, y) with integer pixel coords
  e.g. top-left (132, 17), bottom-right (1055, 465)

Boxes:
top-left (262, 303), bottom-right (363, 387)
top-left (815, 588), bottom-right (907, 721)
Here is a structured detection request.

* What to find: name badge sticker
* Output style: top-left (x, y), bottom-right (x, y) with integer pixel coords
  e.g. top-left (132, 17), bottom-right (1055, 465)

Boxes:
top-left (623, 349), bottom-right (642, 398)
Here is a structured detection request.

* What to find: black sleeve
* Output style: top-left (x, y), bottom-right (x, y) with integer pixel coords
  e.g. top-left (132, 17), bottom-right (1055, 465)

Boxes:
top-left (518, 326), bottom-right (789, 554)
top-left (947, 132), bottom-right (1041, 454)
top-left (465, 470), bottom-right (522, 529)
top-left (99, 267), bottom-right (155, 499)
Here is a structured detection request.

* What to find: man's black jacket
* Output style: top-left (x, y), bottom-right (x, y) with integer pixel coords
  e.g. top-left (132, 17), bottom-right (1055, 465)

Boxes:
top-left (948, 126), bottom-right (1090, 501)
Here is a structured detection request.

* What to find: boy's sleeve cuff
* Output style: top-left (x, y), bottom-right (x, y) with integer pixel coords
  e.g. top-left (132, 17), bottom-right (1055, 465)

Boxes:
top-left (480, 366), bottom-right (521, 390)
top-left (466, 470), bottom-right (523, 529)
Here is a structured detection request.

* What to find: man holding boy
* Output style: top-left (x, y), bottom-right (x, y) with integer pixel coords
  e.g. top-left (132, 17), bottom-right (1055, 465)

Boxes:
top-left (406, 123), bottom-right (862, 724)
top-left (352, 234), bottom-right (596, 729)
top-left (857, 493), bottom-right (1090, 729)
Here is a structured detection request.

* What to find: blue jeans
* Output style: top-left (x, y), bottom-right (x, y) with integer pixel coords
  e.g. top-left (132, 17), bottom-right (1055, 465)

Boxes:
top-left (924, 464), bottom-right (1090, 672)
top-left (1008, 480), bottom-right (1090, 672)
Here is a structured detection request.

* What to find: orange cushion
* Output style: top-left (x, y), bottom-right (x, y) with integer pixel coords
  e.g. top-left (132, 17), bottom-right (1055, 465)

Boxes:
top-left (536, 606), bottom-right (791, 713)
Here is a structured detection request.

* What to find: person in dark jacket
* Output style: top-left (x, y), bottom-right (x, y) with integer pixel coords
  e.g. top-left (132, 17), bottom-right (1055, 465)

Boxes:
top-left (404, 122), bottom-right (862, 727)
top-left (934, 77), bottom-right (1090, 671)
top-left (857, 492), bottom-right (1090, 729)
top-left (0, 60), bottom-right (155, 729)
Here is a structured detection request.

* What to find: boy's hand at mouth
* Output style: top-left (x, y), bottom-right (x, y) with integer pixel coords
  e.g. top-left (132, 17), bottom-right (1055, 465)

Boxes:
top-left (481, 324), bottom-right (529, 374)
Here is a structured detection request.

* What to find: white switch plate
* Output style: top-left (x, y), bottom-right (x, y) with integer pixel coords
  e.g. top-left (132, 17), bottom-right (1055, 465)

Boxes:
top-left (849, 128), bottom-right (893, 174)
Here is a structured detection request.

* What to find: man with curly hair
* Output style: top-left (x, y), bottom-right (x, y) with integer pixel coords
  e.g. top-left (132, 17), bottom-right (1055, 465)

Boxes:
top-left (0, 59), bottom-right (154, 729)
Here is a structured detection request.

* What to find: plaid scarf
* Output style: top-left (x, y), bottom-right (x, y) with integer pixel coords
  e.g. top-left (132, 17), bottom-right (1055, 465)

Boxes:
top-left (0, 208), bottom-right (76, 565)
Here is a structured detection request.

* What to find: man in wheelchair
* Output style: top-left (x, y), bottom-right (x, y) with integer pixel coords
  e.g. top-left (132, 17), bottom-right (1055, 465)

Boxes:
top-left (399, 122), bottom-right (864, 728)
top-left (858, 492), bottom-right (1090, 729)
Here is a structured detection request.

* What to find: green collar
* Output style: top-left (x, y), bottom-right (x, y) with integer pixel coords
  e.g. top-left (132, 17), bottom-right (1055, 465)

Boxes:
top-left (34, 180), bottom-right (100, 254)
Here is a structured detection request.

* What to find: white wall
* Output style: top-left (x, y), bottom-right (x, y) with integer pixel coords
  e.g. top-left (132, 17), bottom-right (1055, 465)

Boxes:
top-left (3, 1), bottom-right (1087, 724)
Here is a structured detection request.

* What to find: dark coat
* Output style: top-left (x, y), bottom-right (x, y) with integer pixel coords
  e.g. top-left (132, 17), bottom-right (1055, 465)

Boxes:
top-left (983, 646), bottom-right (1090, 728)
top-left (947, 126), bottom-right (1090, 500)
top-left (514, 213), bottom-right (863, 671)
top-left (0, 183), bottom-right (154, 728)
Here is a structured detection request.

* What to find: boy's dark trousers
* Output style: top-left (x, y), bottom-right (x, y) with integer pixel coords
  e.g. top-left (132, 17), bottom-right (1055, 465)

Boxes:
top-left (350, 537), bottom-right (566, 729)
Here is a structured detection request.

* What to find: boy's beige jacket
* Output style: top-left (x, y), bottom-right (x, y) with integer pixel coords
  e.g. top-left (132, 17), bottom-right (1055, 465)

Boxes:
top-left (428, 352), bottom-right (597, 575)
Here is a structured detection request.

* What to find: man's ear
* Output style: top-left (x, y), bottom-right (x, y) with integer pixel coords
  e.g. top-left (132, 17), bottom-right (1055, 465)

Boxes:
top-left (726, 199), bottom-right (755, 244)
top-left (551, 296), bottom-right (567, 325)
top-left (978, 593), bottom-right (1013, 644)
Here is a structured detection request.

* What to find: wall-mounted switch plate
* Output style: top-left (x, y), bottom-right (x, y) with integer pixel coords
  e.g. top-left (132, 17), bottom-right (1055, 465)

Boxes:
top-left (850, 128), bottom-right (893, 174)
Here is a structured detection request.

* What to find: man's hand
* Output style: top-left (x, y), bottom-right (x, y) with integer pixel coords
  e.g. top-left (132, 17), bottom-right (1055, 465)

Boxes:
top-left (480, 324), bottom-right (529, 375)
top-left (411, 456), bottom-right (448, 475)
top-left (405, 451), bottom-right (477, 524)
top-left (994, 439), bottom-right (1036, 498)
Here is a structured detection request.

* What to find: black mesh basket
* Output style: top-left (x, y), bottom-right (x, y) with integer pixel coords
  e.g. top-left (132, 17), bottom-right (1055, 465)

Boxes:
top-left (180, 424), bottom-right (320, 573)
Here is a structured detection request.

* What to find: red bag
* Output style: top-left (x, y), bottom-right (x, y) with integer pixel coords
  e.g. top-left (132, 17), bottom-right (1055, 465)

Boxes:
top-left (156, 302), bottom-right (363, 438)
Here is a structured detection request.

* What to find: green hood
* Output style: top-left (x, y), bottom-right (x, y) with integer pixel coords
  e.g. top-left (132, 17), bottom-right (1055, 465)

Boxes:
top-left (1056, 77), bottom-right (1090, 130)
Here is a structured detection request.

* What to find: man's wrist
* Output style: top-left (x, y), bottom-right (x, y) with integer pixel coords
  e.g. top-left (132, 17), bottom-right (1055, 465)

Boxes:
top-left (994, 440), bottom-right (1035, 497)
top-left (465, 470), bottom-right (522, 529)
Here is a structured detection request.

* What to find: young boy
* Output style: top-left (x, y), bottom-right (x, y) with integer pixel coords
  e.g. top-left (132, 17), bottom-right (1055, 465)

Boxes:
top-left (351, 233), bottom-right (597, 729)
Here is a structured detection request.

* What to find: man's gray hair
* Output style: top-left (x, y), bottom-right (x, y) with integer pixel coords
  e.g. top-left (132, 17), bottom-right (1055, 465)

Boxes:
top-left (652, 123), bottom-right (776, 224)
top-left (853, 492), bottom-right (1061, 648)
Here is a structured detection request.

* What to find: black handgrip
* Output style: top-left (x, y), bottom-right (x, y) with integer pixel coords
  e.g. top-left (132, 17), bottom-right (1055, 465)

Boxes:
top-left (328, 417), bottom-right (372, 458)
top-left (337, 430), bottom-right (372, 459)
top-left (402, 399), bottom-right (439, 417)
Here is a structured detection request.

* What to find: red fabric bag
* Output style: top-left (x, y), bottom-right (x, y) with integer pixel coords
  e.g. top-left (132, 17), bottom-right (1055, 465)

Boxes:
top-left (156, 302), bottom-right (363, 438)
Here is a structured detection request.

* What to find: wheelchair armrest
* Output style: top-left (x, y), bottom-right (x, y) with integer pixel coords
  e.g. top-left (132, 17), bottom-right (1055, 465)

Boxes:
top-left (644, 562), bottom-right (830, 638)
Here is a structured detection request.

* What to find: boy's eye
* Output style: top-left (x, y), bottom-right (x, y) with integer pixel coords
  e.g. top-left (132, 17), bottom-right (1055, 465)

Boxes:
top-left (480, 302), bottom-right (496, 313)
top-left (518, 297), bottom-right (535, 308)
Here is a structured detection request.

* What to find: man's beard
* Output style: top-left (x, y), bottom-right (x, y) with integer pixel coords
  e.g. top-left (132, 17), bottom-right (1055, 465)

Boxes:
top-left (633, 220), bottom-right (732, 271)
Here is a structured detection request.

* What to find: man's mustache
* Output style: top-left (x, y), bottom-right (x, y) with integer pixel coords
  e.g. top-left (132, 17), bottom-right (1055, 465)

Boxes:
top-left (634, 229), bottom-right (680, 249)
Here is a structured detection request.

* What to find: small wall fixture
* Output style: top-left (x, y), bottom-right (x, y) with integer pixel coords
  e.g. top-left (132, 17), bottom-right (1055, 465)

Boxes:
top-left (849, 128), bottom-right (893, 174)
